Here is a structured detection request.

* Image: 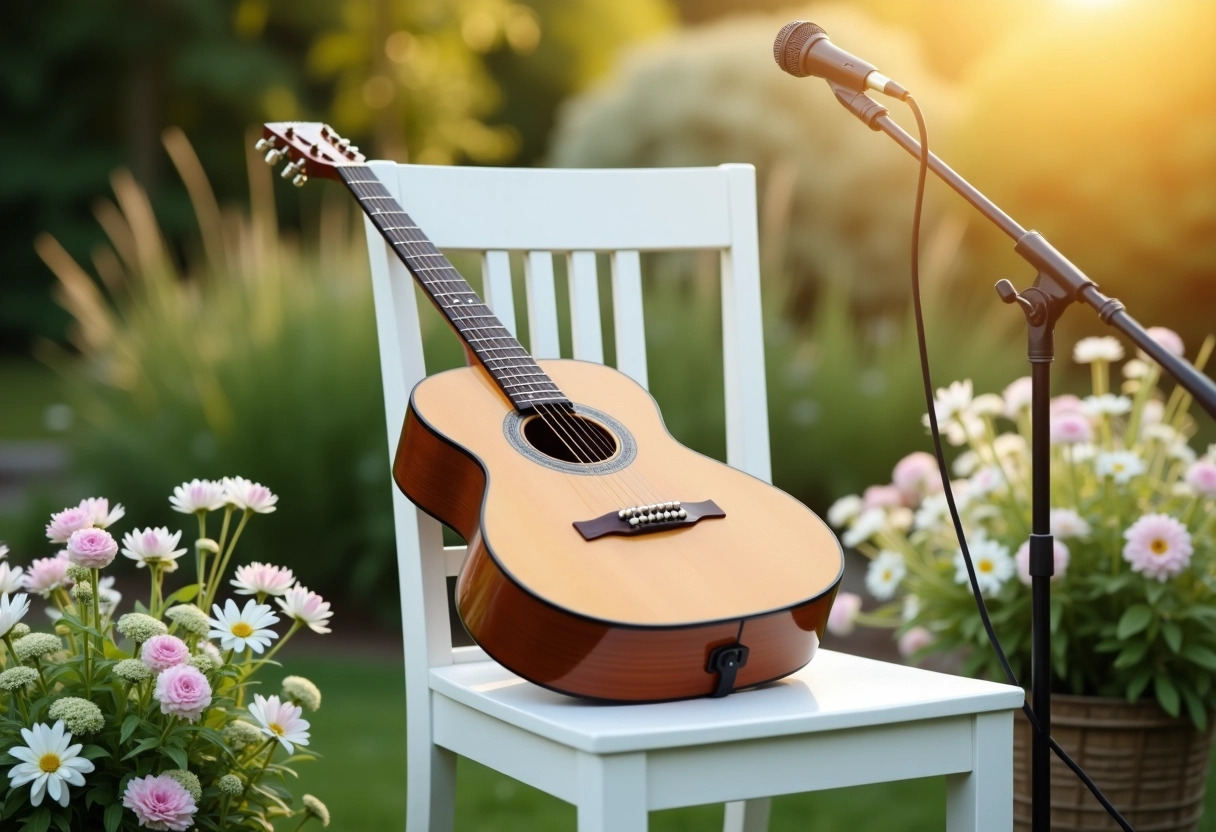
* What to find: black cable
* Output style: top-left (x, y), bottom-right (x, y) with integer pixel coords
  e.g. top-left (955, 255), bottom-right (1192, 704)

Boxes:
top-left (902, 94), bottom-right (1134, 832)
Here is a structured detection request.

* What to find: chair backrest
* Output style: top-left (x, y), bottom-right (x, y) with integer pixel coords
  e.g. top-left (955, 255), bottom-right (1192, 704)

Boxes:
top-left (361, 162), bottom-right (772, 682)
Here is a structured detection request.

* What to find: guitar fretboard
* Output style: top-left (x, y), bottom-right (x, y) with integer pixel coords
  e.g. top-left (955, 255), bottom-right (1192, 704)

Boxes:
top-left (339, 167), bottom-right (570, 413)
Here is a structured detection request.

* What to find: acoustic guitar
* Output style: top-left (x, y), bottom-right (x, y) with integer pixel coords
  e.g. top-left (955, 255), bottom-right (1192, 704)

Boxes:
top-left (259, 122), bottom-right (845, 701)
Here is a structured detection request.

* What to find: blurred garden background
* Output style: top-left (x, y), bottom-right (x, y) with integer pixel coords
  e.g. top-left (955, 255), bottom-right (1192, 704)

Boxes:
top-left (1, 0), bottom-right (1214, 827)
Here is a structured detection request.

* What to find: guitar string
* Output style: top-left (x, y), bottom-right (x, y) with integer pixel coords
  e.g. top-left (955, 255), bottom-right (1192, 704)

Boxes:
top-left (342, 176), bottom-right (646, 510)
top-left (344, 177), bottom-right (663, 510)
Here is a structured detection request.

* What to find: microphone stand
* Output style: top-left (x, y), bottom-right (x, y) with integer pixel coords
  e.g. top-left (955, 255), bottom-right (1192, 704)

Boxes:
top-left (827, 82), bottom-right (1216, 832)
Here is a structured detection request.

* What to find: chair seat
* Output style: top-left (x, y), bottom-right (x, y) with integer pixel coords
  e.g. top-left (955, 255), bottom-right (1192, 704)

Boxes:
top-left (431, 649), bottom-right (1025, 754)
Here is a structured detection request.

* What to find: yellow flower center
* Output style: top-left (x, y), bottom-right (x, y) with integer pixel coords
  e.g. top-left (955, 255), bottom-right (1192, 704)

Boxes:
top-left (882, 570), bottom-right (892, 581)
top-left (39, 753), bottom-right (61, 774)
top-left (231, 622), bottom-right (254, 638)
top-left (269, 722), bottom-right (285, 736)
top-left (1113, 463), bottom-right (1125, 472)
top-left (978, 560), bottom-right (994, 573)
top-left (1151, 538), bottom-right (1169, 555)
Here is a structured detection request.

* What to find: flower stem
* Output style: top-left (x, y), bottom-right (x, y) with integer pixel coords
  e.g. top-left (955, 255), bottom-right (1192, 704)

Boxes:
top-left (205, 509), bottom-right (251, 610)
top-left (196, 511), bottom-right (208, 602)
top-left (252, 620), bottom-right (301, 674)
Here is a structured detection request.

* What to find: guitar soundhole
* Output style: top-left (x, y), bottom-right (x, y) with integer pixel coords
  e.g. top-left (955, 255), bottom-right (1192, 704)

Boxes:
top-left (522, 413), bottom-right (618, 464)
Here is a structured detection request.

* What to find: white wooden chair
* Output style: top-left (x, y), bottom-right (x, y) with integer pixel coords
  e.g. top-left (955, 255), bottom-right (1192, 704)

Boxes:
top-left (359, 161), bottom-right (1025, 832)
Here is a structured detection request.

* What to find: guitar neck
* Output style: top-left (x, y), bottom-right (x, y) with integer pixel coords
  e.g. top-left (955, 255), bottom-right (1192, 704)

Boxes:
top-left (338, 166), bottom-right (571, 413)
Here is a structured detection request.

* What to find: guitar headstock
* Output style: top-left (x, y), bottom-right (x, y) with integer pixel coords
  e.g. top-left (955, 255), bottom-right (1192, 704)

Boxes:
top-left (256, 122), bottom-right (367, 187)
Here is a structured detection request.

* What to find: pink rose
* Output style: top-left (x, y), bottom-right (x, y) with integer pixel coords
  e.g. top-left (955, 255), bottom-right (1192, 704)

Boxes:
top-left (898, 626), bottom-right (934, 660)
top-left (141, 635), bottom-right (190, 672)
top-left (153, 665), bottom-right (212, 722)
top-left (892, 451), bottom-right (942, 503)
top-left (826, 592), bottom-right (862, 636)
top-left (862, 484), bottom-right (904, 510)
top-left (1185, 461), bottom-right (1216, 498)
top-left (122, 774), bottom-right (197, 831)
top-left (45, 506), bottom-right (92, 544)
top-left (1050, 413), bottom-right (1093, 446)
top-left (66, 528), bottom-right (118, 569)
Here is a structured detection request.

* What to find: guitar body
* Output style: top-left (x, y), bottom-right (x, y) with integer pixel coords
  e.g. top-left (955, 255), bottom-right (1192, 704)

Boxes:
top-left (396, 358), bottom-right (844, 701)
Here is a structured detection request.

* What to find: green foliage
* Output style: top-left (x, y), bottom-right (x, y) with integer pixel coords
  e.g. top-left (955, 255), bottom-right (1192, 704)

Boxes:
top-left (36, 132), bottom-right (395, 610)
top-left (548, 4), bottom-right (962, 317)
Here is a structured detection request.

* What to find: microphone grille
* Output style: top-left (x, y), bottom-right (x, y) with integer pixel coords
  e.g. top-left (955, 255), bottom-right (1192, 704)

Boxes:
top-left (773, 20), bottom-right (826, 77)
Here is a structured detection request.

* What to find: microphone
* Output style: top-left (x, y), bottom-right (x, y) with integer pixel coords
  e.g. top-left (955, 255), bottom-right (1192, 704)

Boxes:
top-left (773, 21), bottom-right (909, 101)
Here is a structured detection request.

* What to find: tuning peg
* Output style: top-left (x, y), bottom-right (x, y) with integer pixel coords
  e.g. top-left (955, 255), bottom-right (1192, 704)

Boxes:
top-left (264, 149), bottom-right (283, 165)
top-left (280, 160), bottom-right (300, 179)
top-left (292, 173), bottom-right (308, 188)
top-left (255, 137), bottom-right (272, 152)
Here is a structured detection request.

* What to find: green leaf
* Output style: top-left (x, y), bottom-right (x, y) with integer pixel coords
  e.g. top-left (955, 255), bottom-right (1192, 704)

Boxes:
top-left (121, 737), bottom-right (161, 761)
top-left (1156, 674), bottom-right (1181, 717)
top-left (1126, 666), bottom-right (1154, 702)
top-left (1117, 604), bottom-right (1153, 639)
top-left (50, 814), bottom-right (71, 832)
top-left (1182, 644), bottom-right (1216, 671)
top-left (164, 745), bottom-right (189, 770)
top-left (162, 583), bottom-right (201, 606)
top-left (120, 714), bottom-right (141, 745)
top-left (22, 808), bottom-right (50, 832)
top-left (1113, 640), bottom-right (1149, 670)
top-left (78, 744), bottom-right (109, 760)
top-left (1179, 682), bottom-right (1208, 732)
top-left (1161, 620), bottom-right (1183, 654)
top-left (104, 801), bottom-right (123, 832)
top-left (1145, 580), bottom-right (1167, 605)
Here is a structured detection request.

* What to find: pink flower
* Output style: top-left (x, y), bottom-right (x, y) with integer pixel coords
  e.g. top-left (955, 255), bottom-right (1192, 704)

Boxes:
top-left (78, 497), bottom-right (124, 529)
top-left (45, 506), bottom-right (92, 544)
top-left (22, 553), bottom-right (70, 597)
top-left (1050, 412), bottom-right (1093, 445)
top-left (1002, 376), bottom-right (1033, 417)
top-left (153, 664), bottom-right (212, 722)
top-left (141, 635), bottom-right (191, 672)
top-left (223, 477), bottom-right (278, 513)
top-left (121, 527), bottom-right (187, 570)
top-left (230, 562), bottom-right (296, 596)
top-left (862, 484), bottom-right (904, 510)
top-left (1123, 514), bottom-right (1192, 581)
top-left (122, 774), bottom-right (197, 831)
top-left (66, 528), bottom-right (118, 569)
top-left (1050, 395), bottom-right (1085, 417)
top-left (892, 451), bottom-right (942, 503)
top-left (275, 586), bottom-right (333, 634)
top-left (898, 627), bottom-right (934, 660)
top-left (1014, 539), bottom-right (1071, 585)
top-left (1144, 326), bottom-right (1185, 359)
top-left (169, 478), bottom-right (225, 514)
top-left (827, 592), bottom-right (862, 636)
top-left (1185, 461), bottom-right (1216, 498)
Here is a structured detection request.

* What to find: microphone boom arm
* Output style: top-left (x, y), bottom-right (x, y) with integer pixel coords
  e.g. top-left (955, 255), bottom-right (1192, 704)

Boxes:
top-left (830, 83), bottom-right (1216, 420)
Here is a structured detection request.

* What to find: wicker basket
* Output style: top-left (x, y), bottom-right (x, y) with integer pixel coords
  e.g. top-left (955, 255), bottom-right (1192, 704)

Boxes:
top-left (1013, 694), bottom-right (1214, 831)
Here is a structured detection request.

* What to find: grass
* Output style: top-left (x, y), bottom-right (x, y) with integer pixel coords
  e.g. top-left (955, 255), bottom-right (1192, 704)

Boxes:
top-left (276, 653), bottom-right (1216, 831)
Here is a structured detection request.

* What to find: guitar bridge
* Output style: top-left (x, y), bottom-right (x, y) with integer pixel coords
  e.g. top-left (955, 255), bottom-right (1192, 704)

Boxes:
top-left (573, 500), bottom-right (725, 541)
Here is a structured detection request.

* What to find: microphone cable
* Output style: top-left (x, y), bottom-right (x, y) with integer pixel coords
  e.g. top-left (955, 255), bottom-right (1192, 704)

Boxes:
top-left (901, 94), bottom-right (1135, 832)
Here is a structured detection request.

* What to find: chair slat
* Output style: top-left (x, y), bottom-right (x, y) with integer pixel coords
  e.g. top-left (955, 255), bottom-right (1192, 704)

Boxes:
top-left (610, 251), bottom-right (648, 390)
top-left (524, 251), bottom-right (561, 359)
top-left (481, 250), bottom-right (517, 336)
top-left (567, 251), bottom-right (604, 363)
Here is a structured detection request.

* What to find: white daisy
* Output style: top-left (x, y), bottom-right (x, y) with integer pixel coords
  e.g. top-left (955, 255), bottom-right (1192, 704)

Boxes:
top-left (121, 527), bottom-right (188, 571)
top-left (1072, 336), bottom-right (1124, 364)
top-left (208, 599), bottom-right (280, 654)
top-left (953, 538), bottom-right (1014, 595)
top-left (1082, 395), bottom-right (1132, 416)
top-left (865, 551), bottom-right (905, 601)
top-left (841, 508), bottom-right (885, 548)
top-left (826, 495), bottom-right (863, 528)
top-left (6, 720), bottom-right (95, 808)
top-left (1, 592), bottom-right (31, 637)
top-left (967, 394), bottom-right (1006, 418)
top-left (914, 494), bottom-right (950, 531)
top-left (248, 694), bottom-right (311, 754)
top-left (0, 562), bottom-right (25, 595)
top-left (1122, 358), bottom-right (1151, 379)
top-left (222, 477), bottom-right (278, 514)
top-left (932, 379), bottom-right (974, 422)
top-left (1095, 451), bottom-right (1146, 483)
top-left (169, 478), bottom-right (226, 514)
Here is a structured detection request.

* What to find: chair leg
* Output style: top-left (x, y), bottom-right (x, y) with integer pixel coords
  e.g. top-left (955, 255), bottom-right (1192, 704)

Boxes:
top-left (946, 711), bottom-right (1013, 832)
top-left (722, 799), bottom-right (771, 832)
top-left (406, 739), bottom-right (457, 832)
top-left (576, 751), bottom-right (648, 832)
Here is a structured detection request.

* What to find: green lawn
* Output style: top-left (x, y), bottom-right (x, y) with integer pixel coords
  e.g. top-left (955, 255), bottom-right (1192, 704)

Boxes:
top-left (277, 655), bottom-right (1216, 831)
